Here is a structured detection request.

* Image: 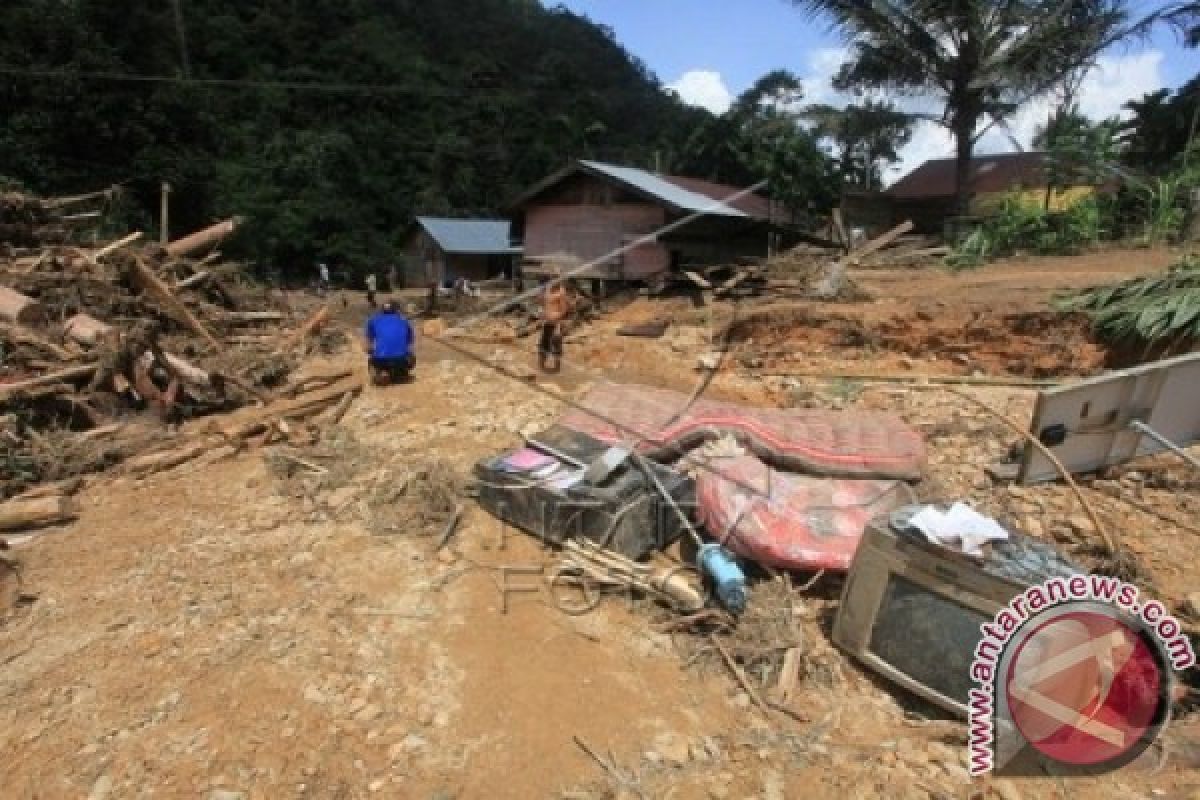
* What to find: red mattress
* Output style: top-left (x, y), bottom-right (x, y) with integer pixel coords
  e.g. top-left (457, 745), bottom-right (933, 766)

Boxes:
top-left (696, 454), bottom-right (916, 571)
top-left (560, 382), bottom-right (926, 481)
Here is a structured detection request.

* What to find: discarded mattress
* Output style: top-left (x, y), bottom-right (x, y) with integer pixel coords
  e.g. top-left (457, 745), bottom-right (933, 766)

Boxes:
top-left (696, 454), bottom-right (916, 571)
top-left (560, 382), bottom-right (925, 481)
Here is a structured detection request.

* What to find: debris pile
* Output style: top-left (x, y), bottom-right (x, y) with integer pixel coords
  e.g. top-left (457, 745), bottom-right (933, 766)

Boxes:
top-left (669, 221), bottom-right (936, 303)
top-left (0, 190), bottom-right (354, 508)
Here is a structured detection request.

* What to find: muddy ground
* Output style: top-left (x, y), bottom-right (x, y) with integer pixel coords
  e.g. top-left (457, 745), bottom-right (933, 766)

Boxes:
top-left (2, 246), bottom-right (1199, 800)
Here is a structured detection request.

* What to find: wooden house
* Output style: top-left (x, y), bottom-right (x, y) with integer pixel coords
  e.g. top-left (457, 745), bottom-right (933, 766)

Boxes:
top-left (510, 160), bottom-right (773, 281)
top-left (403, 217), bottom-right (521, 287)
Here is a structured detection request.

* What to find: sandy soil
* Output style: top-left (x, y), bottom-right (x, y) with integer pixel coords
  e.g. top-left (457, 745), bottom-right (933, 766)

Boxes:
top-left (2, 247), bottom-right (1198, 799)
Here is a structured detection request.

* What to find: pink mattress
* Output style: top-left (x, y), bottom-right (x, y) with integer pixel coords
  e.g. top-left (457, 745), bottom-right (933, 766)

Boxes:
top-left (696, 455), bottom-right (915, 571)
top-left (560, 383), bottom-right (925, 481)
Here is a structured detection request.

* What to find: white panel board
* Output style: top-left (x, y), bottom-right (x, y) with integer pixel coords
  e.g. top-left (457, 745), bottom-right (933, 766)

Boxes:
top-left (1019, 352), bottom-right (1200, 484)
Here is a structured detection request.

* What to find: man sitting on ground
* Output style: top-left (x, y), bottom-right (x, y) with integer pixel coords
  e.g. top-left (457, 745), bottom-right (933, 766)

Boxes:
top-left (365, 300), bottom-right (415, 384)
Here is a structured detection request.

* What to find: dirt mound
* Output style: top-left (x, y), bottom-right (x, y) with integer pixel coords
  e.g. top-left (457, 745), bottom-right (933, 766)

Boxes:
top-left (729, 308), bottom-right (1110, 378)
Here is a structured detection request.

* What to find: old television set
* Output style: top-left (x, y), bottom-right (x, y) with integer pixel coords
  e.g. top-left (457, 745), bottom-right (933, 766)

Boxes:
top-left (832, 512), bottom-right (1080, 717)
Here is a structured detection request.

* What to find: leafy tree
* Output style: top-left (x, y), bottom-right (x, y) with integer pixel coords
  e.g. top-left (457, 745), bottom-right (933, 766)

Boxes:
top-left (1033, 105), bottom-right (1122, 207)
top-left (801, 100), bottom-right (913, 189)
top-left (1121, 75), bottom-right (1200, 175)
top-left (790, 0), bottom-right (1130, 213)
top-left (0, 0), bottom-right (706, 279)
top-left (679, 70), bottom-right (839, 222)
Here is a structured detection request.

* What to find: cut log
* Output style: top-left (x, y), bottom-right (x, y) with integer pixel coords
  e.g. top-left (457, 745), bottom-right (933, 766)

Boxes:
top-left (0, 363), bottom-right (100, 401)
top-left (63, 313), bottom-right (116, 348)
top-left (125, 254), bottom-right (221, 349)
top-left (139, 350), bottom-right (212, 388)
top-left (278, 305), bottom-right (330, 351)
top-left (815, 220), bottom-right (914, 300)
top-left (313, 391), bottom-right (356, 425)
top-left (0, 287), bottom-right (49, 327)
top-left (124, 441), bottom-right (213, 478)
top-left (14, 477), bottom-right (85, 500)
top-left (165, 218), bottom-right (240, 258)
top-left (216, 377), bottom-right (362, 440)
top-left (0, 495), bottom-right (78, 533)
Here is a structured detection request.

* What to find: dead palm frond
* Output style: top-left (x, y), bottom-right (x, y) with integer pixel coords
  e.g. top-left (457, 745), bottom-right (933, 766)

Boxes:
top-left (1055, 260), bottom-right (1200, 344)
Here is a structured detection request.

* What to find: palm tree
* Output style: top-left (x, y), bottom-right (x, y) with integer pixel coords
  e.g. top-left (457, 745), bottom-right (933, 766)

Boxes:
top-left (790, 1), bottom-right (1129, 214)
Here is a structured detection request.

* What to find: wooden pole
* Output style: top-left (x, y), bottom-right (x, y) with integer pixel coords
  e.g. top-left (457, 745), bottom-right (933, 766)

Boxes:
top-left (160, 182), bottom-right (171, 245)
top-left (165, 218), bottom-right (240, 258)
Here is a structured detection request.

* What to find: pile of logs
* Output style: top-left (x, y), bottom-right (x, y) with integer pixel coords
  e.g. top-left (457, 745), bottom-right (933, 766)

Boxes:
top-left (0, 190), bottom-right (347, 520)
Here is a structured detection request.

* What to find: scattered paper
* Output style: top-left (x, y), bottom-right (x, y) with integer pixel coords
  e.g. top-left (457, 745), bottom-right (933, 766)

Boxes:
top-left (908, 502), bottom-right (1010, 557)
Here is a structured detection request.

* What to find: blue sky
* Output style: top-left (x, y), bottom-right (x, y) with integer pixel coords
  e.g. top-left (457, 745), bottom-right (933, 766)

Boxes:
top-left (548, 0), bottom-right (1200, 178)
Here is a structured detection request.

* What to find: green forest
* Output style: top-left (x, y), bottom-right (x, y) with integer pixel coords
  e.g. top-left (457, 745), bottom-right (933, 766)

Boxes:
top-left (2, 0), bottom-right (1197, 283)
top-left (0, 0), bottom-right (844, 279)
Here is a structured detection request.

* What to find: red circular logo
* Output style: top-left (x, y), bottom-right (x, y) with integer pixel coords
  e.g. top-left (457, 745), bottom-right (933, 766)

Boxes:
top-left (1004, 609), bottom-right (1167, 767)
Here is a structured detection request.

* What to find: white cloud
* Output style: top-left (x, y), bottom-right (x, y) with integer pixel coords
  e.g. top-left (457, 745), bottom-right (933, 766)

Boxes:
top-left (667, 70), bottom-right (734, 115)
top-left (795, 47), bottom-right (1167, 185)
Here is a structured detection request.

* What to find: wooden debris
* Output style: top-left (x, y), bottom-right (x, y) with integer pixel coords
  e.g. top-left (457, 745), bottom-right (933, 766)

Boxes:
top-left (279, 305), bottom-right (331, 351)
top-left (2, 189), bottom-right (350, 502)
top-left (63, 313), bottom-right (116, 348)
top-left (0, 495), bottom-right (78, 533)
top-left (710, 634), bottom-right (771, 714)
top-left (815, 220), bottom-right (914, 300)
top-left (125, 254), bottom-right (221, 349)
top-left (0, 364), bottom-right (101, 401)
top-left (124, 441), bottom-right (215, 478)
top-left (0, 287), bottom-right (49, 327)
top-left (0, 321), bottom-right (74, 361)
top-left (165, 218), bottom-right (239, 258)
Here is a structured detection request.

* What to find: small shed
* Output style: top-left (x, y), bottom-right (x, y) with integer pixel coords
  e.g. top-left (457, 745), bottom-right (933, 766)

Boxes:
top-left (403, 217), bottom-right (521, 287)
top-left (510, 160), bottom-right (773, 281)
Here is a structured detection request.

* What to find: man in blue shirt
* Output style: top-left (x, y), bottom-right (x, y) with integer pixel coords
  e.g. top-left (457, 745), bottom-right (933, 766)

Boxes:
top-left (365, 300), bottom-right (415, 384)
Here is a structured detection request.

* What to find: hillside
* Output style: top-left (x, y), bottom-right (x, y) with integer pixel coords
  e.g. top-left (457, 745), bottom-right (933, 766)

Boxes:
top-left (0, 0), bottom-right (707, 272)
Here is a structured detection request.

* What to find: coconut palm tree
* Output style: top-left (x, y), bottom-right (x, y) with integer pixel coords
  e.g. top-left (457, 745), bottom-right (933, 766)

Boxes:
top-left (790, 1), bottom-right (1130, 214)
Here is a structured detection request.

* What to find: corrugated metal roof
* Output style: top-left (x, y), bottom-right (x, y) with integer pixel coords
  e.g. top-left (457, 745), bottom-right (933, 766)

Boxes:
top-left (885, 152), bottom-right (1052, 199)
top-left (579, 161), bottom-right (750, 218)
top-left (659, 174), bottom-right (771, 220)
top-left (415, 217), bottom-right (520, 255)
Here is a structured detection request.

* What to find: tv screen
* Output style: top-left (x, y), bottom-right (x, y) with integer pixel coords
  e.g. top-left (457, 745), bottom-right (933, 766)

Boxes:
top-left (868, 574), bottom-right (990, 707)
